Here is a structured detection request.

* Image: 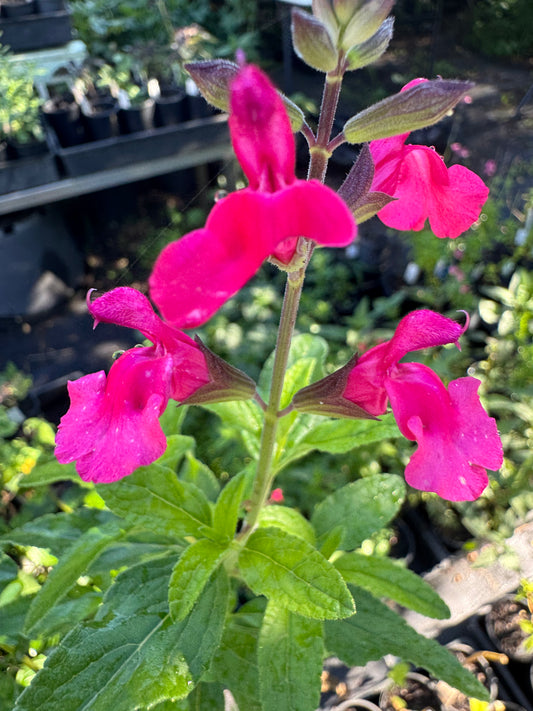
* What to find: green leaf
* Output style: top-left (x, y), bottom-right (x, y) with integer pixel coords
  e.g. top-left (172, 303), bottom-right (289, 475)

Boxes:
top-left (169, 539), bottom-right (228, 621)
top-left (0, 509), bottom-right (118, 557)
top-left (213, 466), bottom-right (255, 540)
top-left (98, 463), bottom-right (214, 540)
top-left (24, 522), bottom-right (122, 636)
top-left (203, 400), bottom-right (263, 458)
top-left (239, 527), bottom-right (354, 620)
top-left (257, 505), bottom-right (316, 545)
top-left (160, 400), bottom-right (189, 435)
top-left (275, 414), bottom-right (400, 472)
top-left (180, 452), bottom-right (220, 502)
top-left (259, 334), bottom-right (328, 406)
top-left (157, 434), bottom-right (196, 470)
top-left (335, 552), bottom-right (450, 619)
top-left (311, 474), bottom-right (405, 550)
top-left (15, 613), bottom-right (193, 711)
top-left (301, 413), bottom-right (400, 454)
top-left (258, 600), bottom-right (323, 711)
top-left (208, 599), bottom-right (264, 711)
top-left (325, 586), bottom-right (489, 702)
top-left (17, 459), bottom-right (86, 487)
top-left (15, 557), bottom-right (230, 711)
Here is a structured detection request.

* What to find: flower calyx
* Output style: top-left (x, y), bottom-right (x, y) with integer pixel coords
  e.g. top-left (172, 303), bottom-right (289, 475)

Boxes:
top-left (181, 336), bottom-right (257, 406)
top-left (292, 354), bottom-right (378, 419)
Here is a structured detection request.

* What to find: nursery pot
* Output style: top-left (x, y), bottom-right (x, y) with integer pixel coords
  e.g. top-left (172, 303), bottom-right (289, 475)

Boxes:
top-left (42, 99), bottom-right (86, 147)
top-left (82, 98), bottom-right (118, 142)
top-left (485, 595), bottom-right (533, 664)
top-left (0, 0), bottom-right (36, 17)
top-left (35, 0), bottom-right (64, 11)
top-left (6, 137), bottom-right (48, 160)
top-left (117, 98), bottom-right (155, 135)
top-left (154, 86), bottom-right (189, 127)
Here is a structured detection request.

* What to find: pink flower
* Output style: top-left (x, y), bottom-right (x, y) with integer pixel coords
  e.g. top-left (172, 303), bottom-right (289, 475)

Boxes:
top-left (343, 310), bottom-right (503, 501)
top-left (55, 287), bottom-right (211, 483)
top-left (149, 63), bottom-right (356, 328)
top-left (369, 80), bottom-right (488, 239)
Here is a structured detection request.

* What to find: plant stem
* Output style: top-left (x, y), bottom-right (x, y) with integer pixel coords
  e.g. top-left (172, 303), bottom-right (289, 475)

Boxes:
top-left (240, 262), bottom-right (307, 537)
top-left (239, 59), bottom-right (346, 539)
top-left (308, 55), bottom-right (346, 183)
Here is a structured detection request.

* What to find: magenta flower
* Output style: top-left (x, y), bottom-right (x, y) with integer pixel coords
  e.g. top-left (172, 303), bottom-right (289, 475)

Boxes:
top-left (342, 310), bottom-right (503, 500)
top-left (149, 63), bottom-right (356, 328)
top-left (369, 80), bottom-right (489, 239)
top-left (55, 287), bottom-right (211, 483)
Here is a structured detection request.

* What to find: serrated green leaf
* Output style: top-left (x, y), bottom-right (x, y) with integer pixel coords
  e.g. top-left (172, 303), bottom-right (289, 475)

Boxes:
top-left (180, 452), bottom-right (220, 502)
top-left (325, 586), bottom-right (489, 702)
top-left (15, 557), bottom-right (230, 711)
top-left (24, 522), bottom-right (122, 635)
top-left (311, 474), bottom-right (405, 550)
top-left (258, 600), bottom-right (323, 711)
top-left (335, 552), bottom-right (450, 619)
top-left (300, 414), bottom-right (400, 454)
top-left (276, 414), bottom-right (400, 471)
top-left (169, 539), bottom-right (228, 621)
top-left (15, 613), bottom-right (193, 711)
top-left (0, 509), bottom-right (116, 557)
top-left (98, 463), bottom-right (214, 540)
top-left (239, 527), bottom-right (354, 620)
top-left (257, 505), bottom-right (316, 545)
top-left (208, 600), bottom-right (264, 711)
top-left (29, 592), bottom-right (103, 638)
top-left (213, 466), bottom-right (255, 540)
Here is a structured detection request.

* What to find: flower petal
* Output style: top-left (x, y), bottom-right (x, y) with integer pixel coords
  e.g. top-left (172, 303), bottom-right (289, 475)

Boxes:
top-left (229, 64), bottom-right (295, 191)
top-left (55, 348), bottom-right (171, 483)
top-left (150, 181), bottom-right (355, 328)
top-left (373, 143), bottom-right (488, 238)
top-left (386, 363), bottom-right (501, 501)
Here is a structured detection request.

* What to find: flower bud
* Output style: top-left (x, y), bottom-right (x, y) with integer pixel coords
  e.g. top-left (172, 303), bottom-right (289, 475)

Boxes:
top-left (346, 16), bottom-right (394, 70)
top-left (185, 59), bottom-right (305, 132)
top-left (344, 79), bottom-right (473, 143)
top-left (185, 59), bottom-right (239, 113)
top-left (291, 8), bottom-right (339, 73)
top-left (181, 337), bottom-right (257, 405)
top-left (341, 0), bottom-right (394, 50)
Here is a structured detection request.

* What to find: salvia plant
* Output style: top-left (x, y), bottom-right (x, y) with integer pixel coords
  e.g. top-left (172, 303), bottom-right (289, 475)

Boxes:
top-left (7, 1), bottom-right (506, 710)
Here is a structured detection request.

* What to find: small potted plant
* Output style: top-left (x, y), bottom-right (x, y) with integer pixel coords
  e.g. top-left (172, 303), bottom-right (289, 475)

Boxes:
top-left (100, 54), bottom-right (154, 135)
top-left (136, 41), bottom-right (188, 127)
top-left (0, 47), bottom-right (46, 158)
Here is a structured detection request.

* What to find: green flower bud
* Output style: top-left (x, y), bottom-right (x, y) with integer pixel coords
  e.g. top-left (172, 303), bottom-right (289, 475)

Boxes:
top-left (291, 8), bottom-right (339, 73)
top-left (341, 0), bottom-right (394, 50)
top-left (346, 16), bottom-right (394, 71)
top-left (185, 59), bottom-right (239, 112)
top-left (344, 79), bottom-right (473, 144)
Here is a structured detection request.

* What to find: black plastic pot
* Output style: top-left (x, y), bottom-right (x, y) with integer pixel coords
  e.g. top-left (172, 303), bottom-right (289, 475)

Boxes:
top-left (6, 137), bottom-right (48, 160)
top-left (35, 0), bottom-right (64, 11)
top-left (117, 99), bottom-right (155, 135)
top-left (82, 99), bottom-right (119, 142)
top-left (0, 0), bottom-right (36, 18)
top-left (0, 8), bottom-right (71, 50)
top-left (154, 87), bottom-right (189, 127)
top-left (42, 99), bottom-right (86, 147)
